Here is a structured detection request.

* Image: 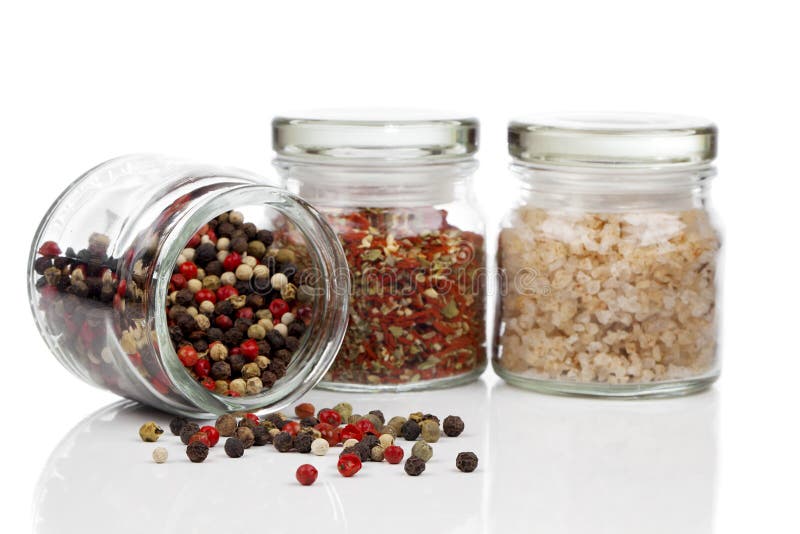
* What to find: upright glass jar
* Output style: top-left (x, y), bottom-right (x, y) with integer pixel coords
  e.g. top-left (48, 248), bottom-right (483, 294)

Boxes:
top-left (495, 113), bottom-right (721, 397)
top-left (273, 112), bottom-right (487, 391)
top-left (29, 154), bottom-right (350, 416)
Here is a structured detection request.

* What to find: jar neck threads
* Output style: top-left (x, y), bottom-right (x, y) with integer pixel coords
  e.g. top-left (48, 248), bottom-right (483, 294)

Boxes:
top-left (274, 158), bottom-right (478, 207)
top-left (511, 161), bottom-right (715, 212)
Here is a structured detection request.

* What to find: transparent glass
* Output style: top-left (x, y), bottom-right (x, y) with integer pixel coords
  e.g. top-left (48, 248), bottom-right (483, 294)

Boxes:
top-left (276, 158), bottom-right (488, 391)
top-left (494, 161), bottom-right (721, 397)
top-left (28, 154), bottom-right (350, 416)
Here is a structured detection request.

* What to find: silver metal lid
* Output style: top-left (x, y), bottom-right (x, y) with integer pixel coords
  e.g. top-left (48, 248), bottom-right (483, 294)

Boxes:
top-left (509, 112), bottom-right (717, 167)
top-left (273, 110), bottom-right (479, 161)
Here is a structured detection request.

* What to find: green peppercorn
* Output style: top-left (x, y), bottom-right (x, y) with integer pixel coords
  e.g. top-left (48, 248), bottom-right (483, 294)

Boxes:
top-left (332, 402), bottom-right (353, 421)
top-left (443, 415), bottom-right (465, 437)
top-left (368, 409), bottom-right (386, 425)
top-left (169, 416), bottom-right (188, 436)
top-left (139, 422), bottom-right (164, 442)
top-left (224, 437), bottom-right (245, 458)
top-left (380, 425), bottom-right (397, 438)
top-left (237, 416), bottom-right (257, 431)
top-left (363, 413), bottom-right (382, 430)
top-left (186, 441), bottom-right (209, 463)
top-left (404, 456), bottom-right (426, 476)
top-left (370, 445), bottom-right (385, 462)
top-left (408, 412), bottom-right (424, 423)
top-left (274, 431), bottom-right (294, 452)
top-left (401, 419), bottom-right (421, 441)
top-left (179, 422), bottom-right (200, 445)
top-left (456, 451), bottom-right (479, 472)
top-left (235, 427), bottom-right (255, 448)
top-left (419, 419), bottom-right (440, 443)
top-left (422, 413), bottom-right (440, 424)
top-left (387, 416), bottom-right (407, 435)
top-left (215, 414), bottom-right (237, 437)
top-left (411, 440), bottom-right (433, 462)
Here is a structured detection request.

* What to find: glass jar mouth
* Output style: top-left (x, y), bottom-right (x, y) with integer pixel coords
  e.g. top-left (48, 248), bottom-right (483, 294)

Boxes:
top-left (272, 111), bottom-right (479, 162)
top-left (509, 112), bottom-right (717, 168)
top-left (153, 184), bottom-right (350, 415)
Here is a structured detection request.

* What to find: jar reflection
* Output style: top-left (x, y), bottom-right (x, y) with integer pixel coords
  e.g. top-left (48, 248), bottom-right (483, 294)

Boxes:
top-left (489, 383), bottom-right (718, 534)
top-left (35, 381), bottom-right (490, 534)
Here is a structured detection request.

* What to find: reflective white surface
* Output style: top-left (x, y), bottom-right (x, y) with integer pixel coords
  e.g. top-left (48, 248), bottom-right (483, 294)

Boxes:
top-left (32, 378), bottom-right (723, 534)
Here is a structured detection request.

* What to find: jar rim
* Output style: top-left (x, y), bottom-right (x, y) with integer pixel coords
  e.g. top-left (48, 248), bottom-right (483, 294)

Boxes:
top-left (272, 109), bottom-right (479, 162)
top-left (153, 183), bottom-right (350, 415)
top-left (508, 112), bottom-right (717, 168)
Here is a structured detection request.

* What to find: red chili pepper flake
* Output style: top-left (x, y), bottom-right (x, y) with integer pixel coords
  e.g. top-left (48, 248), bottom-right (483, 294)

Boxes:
top-left (322, 207), bottom-right (486, 385)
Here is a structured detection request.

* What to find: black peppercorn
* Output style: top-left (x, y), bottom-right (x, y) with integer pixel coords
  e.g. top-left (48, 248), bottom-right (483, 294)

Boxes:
top-left (456, 451), bottom-right (478, 472)
top-left (404, 456), bottom-right (426, 476)
top-left (267, 359), bottom-right (287, 378)
top-left (215, 300), bottom-right (233, 316)
top-left (180, 422), bottom-right (201, 445)
top-left (340, 446), bottom-right (357, 457)
top-left (206, 327), bottom-right (223, 342)
top-left (194, 243), bottom-right (217, 266)
top-left (284, 336), bottom-right (300, 352)
top-left (241, 222), bottom-right (257, 239)
top-left (353, 441), bottom-right (371, 462)
top-left (169, 416), bottom-right (189, 436)
top-left (422, 413), bottom-right (440, 424)
top-left (294, 432), bottom-right (313, 453)
top-left (266, 330), bottom-right (286, 350)
top-left (217, 222), bottom-right (235, 238)
top-left (228, 353), bottom-right (246, 374)
top-left (369, 410), bottom-right (386, 425)
top-left (222, 328), bottom-right (243, 346)
top-left (288, 322), bottom-right (305, 337)
top-left (273, 431), bottom-right (294, 452)
top-left (230, 237), bottom-right (248, 254)
top-left (175, 288), bottom-right (194, 307)
top-left (360, 434), bottom-right (379, 450)
top-left (263, 413), bottom-right (284, 428)
top-left (255, 229), bottom-right (274, 247)
top-left (252, 425), bottom-right (270, 446)
top-left (204, 260), bottom-right (223, 277)
top-left (443, 415), bottom-right (465, 437)
top-left (210, 361), bottom-right (232, 380)
top-left (224, 437), bottom-right (245, 458)
top-left (260, 370), bottom-right (278, 388)
top-left (186, 441), bottom-right (209, 463)
top-left (401, 419), bottom-right (421, 441)
top-left (300, 416), bottom-right (319, 428)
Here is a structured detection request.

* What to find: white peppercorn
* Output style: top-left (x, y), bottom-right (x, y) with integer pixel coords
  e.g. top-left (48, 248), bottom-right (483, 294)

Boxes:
top-left (281, 312), bottom-right (296, 325)
top-left (311, 438), bottom-right (330, 456)
top-left (216, 237), bottom-right (230, 251)
top-left (187, 279), bottom-right (202, 293)
top-left (379, 434), bottom-right (394, 448)
top-left (253, 264), bottom-right (269, 279)
top-left (271, 273), bottom-right (288, 290)
top-left (220, 272), bottom-right (236, 286)
top-left (152, 447), bottom-right (168, 463)
top-left (274, 323), bottom-right (288, 337)
top-left (229, 211), bottom-right (244, 225)
top-left (343, 438), bottom-right (359, 449)
top-left (229, 378), bottom-right (246, 396)
top-left (209, 343), bottom-right (228, 361)
top-left (235, 264), bottom-right (253, 281)
top-left (242, 255), bottom-right (257, 268)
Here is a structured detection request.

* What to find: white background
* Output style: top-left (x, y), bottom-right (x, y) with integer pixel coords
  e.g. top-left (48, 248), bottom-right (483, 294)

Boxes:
top-left (1, 1), bottom-right (799, 532)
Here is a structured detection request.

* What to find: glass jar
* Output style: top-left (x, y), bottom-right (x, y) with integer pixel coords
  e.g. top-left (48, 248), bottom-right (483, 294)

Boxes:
top-left (273, 111), bottom-right (487, 391)
top-left (495, 113), bottom-right (721, 397)
top-left (28, 154), bottom-right (350, 416)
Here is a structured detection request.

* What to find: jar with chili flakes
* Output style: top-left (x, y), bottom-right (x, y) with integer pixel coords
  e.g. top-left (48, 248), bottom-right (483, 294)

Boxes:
top-left (273, 111), bottom-right (487, 391)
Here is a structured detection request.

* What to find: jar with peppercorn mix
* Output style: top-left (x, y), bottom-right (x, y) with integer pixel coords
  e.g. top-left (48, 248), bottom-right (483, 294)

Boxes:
top-left (29, 154), bottom-right (350, 416)
top-left (495, 113), bottom-right (721, 397)
top-left (273, 111), bottom-right (488, 391)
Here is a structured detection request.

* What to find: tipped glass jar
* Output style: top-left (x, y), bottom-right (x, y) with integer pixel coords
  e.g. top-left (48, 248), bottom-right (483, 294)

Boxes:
top-left (273, 111), bottom-right (488, 391)
top-left (29, 155), bottom-right (350, 416)
top-left (494, 113), bottom-right (721, 397)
